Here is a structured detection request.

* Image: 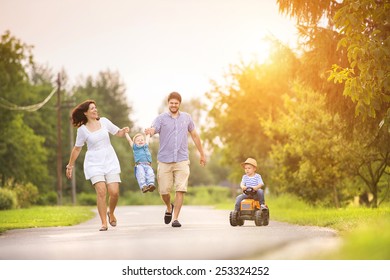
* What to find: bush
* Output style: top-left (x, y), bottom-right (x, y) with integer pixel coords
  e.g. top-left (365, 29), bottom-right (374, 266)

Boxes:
top-left (186, 186), bottom-right (232, 205)
top-left (120, 190), bottom-right (163, 205)
top-left (13, 182), bottom-right (39, 208)
top-left (77, 192), bottom-right (96, 206)
top-left (0, 188), bottom-right (18, 210)
top-left (119, 185), bottom-right (233, 206)
top-left (36, 191), bottom-right (58, 206)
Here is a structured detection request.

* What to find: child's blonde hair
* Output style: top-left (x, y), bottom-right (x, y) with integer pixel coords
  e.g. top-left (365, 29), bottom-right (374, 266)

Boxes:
top-left (133, 133), bottom-right (144, 142)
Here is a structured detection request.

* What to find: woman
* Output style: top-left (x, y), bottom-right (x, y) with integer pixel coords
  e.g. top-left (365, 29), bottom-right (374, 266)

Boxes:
top-left (66, 100), bottom-right (129, 231)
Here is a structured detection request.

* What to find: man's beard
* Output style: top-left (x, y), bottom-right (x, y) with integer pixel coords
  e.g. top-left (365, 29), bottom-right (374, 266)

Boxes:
top-left (169, 107), bottom-right (179, 114)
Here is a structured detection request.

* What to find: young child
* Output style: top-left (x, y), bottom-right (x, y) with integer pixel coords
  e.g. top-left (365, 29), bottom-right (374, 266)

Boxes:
top-left (234, 157), bottom-right (267, 211)
top-left (125, 132), bottom-right (156, 193)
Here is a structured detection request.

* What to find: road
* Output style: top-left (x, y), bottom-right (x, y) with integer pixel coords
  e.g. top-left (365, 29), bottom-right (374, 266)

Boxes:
top-left (0, 205), bottom-right (340, 260)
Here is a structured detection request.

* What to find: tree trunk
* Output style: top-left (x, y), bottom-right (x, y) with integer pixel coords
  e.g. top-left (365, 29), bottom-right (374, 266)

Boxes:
top-left (332, 184), bottom-right (340, 208)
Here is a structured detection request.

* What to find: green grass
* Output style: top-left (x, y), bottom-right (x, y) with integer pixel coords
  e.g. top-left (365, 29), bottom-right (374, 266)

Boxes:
top-left (265, 194), bottom-right (390, 233)
top-left (247, 194), bottom-right (390, 259)
top-left (0, 206), bottom-right (95, 234)
top-left (330, 218), bottom-right (390, 259)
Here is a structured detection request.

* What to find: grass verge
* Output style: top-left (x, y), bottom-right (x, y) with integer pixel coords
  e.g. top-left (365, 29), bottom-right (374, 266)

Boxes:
top-left (0, 206), bottom-right (95, 234)
top-left (242, 193), bottom-right (390, 259)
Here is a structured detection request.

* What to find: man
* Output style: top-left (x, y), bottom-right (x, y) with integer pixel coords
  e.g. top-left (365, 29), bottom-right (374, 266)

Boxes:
top-left (145, 92), bottom-right (206, 227)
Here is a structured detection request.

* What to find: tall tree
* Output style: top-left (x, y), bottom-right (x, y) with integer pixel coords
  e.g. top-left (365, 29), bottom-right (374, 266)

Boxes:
top-left (329, 0), bottom-right (390, 120)
top-left (263, 84), bottom-right (354, 207)
top-left (277, 0), bottom-right (390, 121)
top-left (0, 31), bottom-right (49, 188)
top-left (205, 41), bottom-right (299, 182)
top-left (277, 0), bottom-right (390, 206)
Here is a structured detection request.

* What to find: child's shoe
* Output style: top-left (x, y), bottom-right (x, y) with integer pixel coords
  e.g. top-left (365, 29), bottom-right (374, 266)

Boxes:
top-left (148, 184), bottom-right (156, 192)
top-left (141, 186), bottom-right (148, 193)
top-left (261, 204), bottom-right (268, 210)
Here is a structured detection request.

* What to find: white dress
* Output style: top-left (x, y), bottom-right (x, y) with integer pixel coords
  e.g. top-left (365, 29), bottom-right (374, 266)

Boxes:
top-left (75, 117), bottom-right (121, 180)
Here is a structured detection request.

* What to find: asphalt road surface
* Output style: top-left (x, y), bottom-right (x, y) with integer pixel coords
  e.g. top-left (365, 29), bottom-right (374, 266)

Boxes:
top-left (0, 205), bottom-right (340, 260)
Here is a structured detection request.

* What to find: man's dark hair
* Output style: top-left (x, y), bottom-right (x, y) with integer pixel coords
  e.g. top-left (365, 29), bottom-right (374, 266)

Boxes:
top-left (168, 92), bottom-right (182, 103)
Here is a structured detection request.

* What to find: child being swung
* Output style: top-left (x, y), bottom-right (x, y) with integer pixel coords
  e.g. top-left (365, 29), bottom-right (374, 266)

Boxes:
top-left (125, 132), bottom-right (156, 193)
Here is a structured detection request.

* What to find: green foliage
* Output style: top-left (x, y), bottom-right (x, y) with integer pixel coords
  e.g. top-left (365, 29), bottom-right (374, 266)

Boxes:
top-left (330, 0), bottom-right (390, 119)
top-left (120, 186), bottom-right (232, 206)
top-left (277, 0), bottom-right (337, 26)
top-left (77, 192), bottom-right (97, 206)
top-left (263, 84), bottom-right (354, 207)
top-left (72, 70), bottom-right (133, 128)
top-left (120, 190), bottom-right (164, 206)
top-left (278, 0), bottom-right (390, 120)
top-left (0, 188), bottom-right (17, 210)
top-left (0, 31), bottom-right (51, 191)
top-left (1, 115), bottom-right (49, 186)
top-left (0, 30), bottom-right (33, 98)
top-left (186, 186), bottom-right (232, 205)
top-left (10, 182), bottom-right (39, 208)
top-left (36, 191), bottom-right (57, 206)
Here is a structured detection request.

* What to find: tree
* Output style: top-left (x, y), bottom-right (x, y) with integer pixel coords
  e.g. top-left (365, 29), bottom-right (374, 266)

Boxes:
top-left (72, 70), bottom-right (133, 127)
top-left (204, 40), bottom-right (299, 182)
top-left (277, 0), bottom-right (390, 121)
top-left (277, 0), bottom-right (390, 206)
top-left (0, 31), bottom-right (50, 189)
top-left (263, 84), bottom-right (354, 207)
top-left (329, 0), bottom-right (390, 120)
top-left (347, 118), bottom-right (390, 207)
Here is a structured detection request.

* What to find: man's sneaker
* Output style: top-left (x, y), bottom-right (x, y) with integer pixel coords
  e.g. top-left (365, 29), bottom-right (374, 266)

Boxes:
top-left (172, 220), bottom-right (182, 227)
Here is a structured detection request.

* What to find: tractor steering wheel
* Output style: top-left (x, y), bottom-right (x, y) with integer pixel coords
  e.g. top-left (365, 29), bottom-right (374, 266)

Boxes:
top-left (244, 187), bottom-right (256, 196)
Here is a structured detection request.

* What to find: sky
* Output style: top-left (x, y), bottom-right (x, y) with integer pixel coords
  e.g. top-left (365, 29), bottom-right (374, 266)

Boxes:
top-left (0, 0), bottom-right (298, 128)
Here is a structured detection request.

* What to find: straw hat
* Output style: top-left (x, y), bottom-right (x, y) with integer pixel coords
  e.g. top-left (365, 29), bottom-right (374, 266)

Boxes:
top-left (241, 158), bottom-right (257, 168)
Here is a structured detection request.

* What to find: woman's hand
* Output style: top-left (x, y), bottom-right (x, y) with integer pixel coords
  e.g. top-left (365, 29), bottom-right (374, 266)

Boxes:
top-left (116, 127), bottom-right (130, 137)
top-left (66, 165), bottom-right (73, 179)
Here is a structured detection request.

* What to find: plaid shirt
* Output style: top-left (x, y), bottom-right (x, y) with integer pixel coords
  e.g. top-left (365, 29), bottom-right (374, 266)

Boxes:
top-left (151, 111), bottom-right (195, 163)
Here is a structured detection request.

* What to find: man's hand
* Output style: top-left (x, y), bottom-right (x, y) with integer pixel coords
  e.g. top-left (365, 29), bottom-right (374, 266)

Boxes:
top-left (200, 155), bottom-right (206, 167)
top-left (144, 127), bottom-right (155, 135)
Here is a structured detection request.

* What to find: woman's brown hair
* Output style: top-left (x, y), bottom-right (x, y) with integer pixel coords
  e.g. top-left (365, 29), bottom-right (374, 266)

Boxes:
top-left (71, 100), bottom-right (99, 127)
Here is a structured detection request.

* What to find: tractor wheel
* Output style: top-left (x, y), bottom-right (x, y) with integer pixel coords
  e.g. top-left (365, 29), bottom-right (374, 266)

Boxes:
top-left (229, 211), bottom-right (238, 226)
top-left (254, 210), bottom-right (263, 226)
top-left (262, 209), bottom-right (270, 226)
top-left (237, 217), bottom-right (244, 226)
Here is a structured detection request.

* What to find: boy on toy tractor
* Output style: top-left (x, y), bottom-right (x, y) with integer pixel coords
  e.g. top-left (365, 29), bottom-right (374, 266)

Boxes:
top-left (229, 158), bottom-right (269, 226)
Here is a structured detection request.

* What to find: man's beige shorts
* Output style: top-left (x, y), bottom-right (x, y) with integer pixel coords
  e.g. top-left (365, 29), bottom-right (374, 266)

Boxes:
top-left (157, 160), bottom-right (190, 194)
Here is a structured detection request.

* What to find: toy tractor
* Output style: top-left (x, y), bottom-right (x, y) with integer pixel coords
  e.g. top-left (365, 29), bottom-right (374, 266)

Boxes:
top-left (229, 187), bottom-right (270, 226)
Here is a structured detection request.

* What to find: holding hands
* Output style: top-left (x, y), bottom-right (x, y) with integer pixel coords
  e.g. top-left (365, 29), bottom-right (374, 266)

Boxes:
top-left (116, 126), bottom-right (130, 137)
top-left (144, 127), bottom-right (155, 136)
